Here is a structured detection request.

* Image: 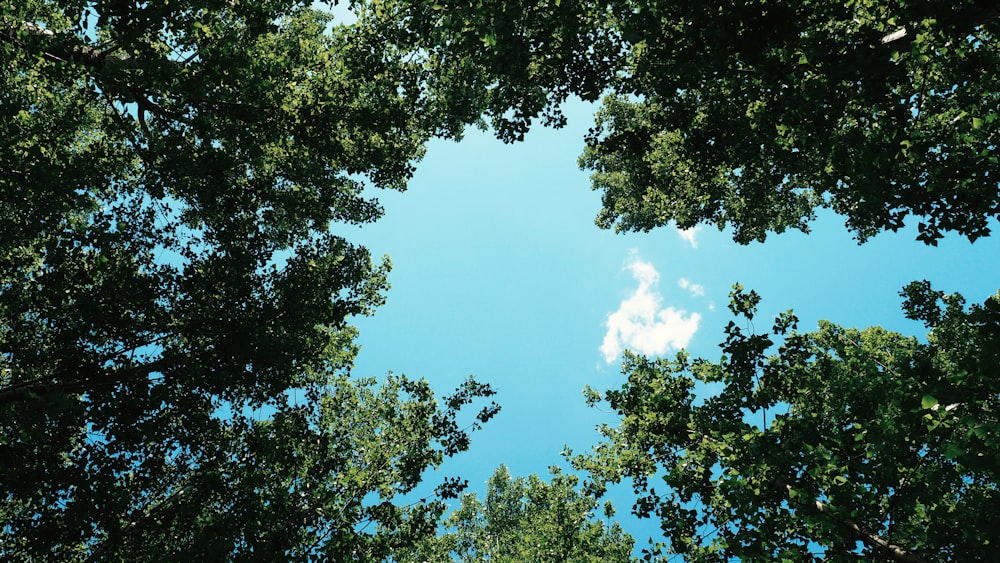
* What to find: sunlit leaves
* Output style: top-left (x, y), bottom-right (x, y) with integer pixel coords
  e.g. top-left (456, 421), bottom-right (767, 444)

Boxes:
top-left (90, 373), bottom-right (499, 561)
top-left (395, 465), bottom-right (634, 562)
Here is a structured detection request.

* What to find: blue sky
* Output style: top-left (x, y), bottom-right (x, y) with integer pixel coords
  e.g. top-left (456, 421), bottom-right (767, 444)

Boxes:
top-left (340, 98), bottom-right (1000, 544)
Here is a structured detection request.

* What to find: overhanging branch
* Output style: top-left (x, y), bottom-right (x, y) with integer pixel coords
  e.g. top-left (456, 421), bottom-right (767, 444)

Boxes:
top-left (0, 21), bottom-right (124, 72)
top-left (0, 357), bottom-right (171, 405)
top-left (811, 496), bottom-right (928, 563)
top-left (776, 482), bottom-right (929, 563)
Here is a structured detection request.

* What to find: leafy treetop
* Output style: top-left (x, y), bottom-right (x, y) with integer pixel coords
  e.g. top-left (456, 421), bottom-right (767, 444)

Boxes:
top-left (395, 464), bottom-right (635, 562)
top-left (0, 0), bottom-right (499, 558)
top-left (576, 283), bottom-right (999, 561)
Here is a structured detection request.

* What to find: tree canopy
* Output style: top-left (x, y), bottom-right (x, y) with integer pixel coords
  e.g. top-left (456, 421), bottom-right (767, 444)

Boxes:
top-left (1, 0), bottom-right (499, 558)
top-left (4, 0), bottom-right (1000, 560)
top-left (359, 0), bottom-right (1000, 244)
top-left (576, 283), bottom-right (999, 561)
top-left (395, 465), bottom-right (635, 562)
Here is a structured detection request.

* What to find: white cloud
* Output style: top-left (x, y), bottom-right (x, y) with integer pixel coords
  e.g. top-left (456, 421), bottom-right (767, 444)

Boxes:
top-left (677, 225), bottom-right (702, 248)
top-left (601, 256), bottom-right (701, 364)
top-left (678, 277), bottom-right (705, 298)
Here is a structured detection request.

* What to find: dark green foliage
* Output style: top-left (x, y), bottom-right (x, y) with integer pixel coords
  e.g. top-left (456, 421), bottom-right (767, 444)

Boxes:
top-left (0, 1), bottom-right (498, 558)
top-left (6, 0), bottom-right (999, 559)
top-left (356, 0), bottom-right (1000, 243)
top-left (581, 0), bottom-right (1000, 244)
top-left (350, 0), bottom-right (624, 142)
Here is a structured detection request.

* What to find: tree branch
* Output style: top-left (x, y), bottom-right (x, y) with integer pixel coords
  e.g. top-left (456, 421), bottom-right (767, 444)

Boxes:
top-left (0, 357), bottom-right (170, 404)
top-left (777, 482), bottom-right (929, 563)
top-left (84, 475), bottom-right (198, 562)
top-left (879, 0), bottom-right (1000, 47)
top-left (0, 21), bottom-right (124, 72)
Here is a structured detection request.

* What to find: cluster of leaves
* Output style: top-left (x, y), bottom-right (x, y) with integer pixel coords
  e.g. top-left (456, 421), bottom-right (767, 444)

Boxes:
top-left (1, 0), bottom-right (502, 558)
top-left (349, 0), bottom-right (624, 142)
top-left (357, 0), bottom-right (1000, 243)
top-left (576, 284), bottom-right (999, 561)
top-left (582, 0), bottom-right (1000, 244)
top-left (395, 465), bottom-right (635, 562)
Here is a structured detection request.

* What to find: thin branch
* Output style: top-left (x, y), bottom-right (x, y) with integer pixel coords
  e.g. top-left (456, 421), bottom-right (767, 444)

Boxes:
top-left (84, 475), bottom-right (197, 562)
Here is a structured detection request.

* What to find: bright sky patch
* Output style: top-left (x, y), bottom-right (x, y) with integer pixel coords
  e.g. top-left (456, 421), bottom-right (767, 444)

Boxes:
top-left (678, 277), bottom-right (705, 297)
top-left (601, 255), bottom-right (701, 363)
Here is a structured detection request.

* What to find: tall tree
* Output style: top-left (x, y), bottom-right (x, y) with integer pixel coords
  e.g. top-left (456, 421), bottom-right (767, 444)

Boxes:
top-left (1, 1), bottom-right (497, 558)
top-left (575, 283), bottom-right (999, 561)
top-left (356, 0), bottom-right (1000, 244)
top-left (582, 0), bottom-right (1000, 244)
top-left (395, 465), bottom-right (635, 562)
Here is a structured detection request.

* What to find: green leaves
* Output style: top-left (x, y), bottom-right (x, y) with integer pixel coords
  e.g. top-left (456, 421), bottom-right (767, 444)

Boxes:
top-left (395, 465), bottom-right (634, 562)
top-left (0, 1), bottom-right (501, 559)
top-left (570, 0), bottom-right (1000, 244)
top-left (727, 283), bottom-right (761, 319)
top-left (6, 1), bottom-right (1000, 559)
top-left (85, 372), bottom-right (500, 561)
top-left (921, 394), bottom-right (939, 410)
top-left (352, 0), bottom-right (624, 141)
top-left (578, 282), bottom-right (1000, 561)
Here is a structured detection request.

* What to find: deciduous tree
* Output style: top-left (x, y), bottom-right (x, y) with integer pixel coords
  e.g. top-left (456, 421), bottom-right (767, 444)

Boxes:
top-left (1, 1), bottom-right (497, 558)
top-left (582, 0), bottom-right (1000, 244)
top-left (356, 0), bottom-right (1000, 243)
top-left (396, 465), bottom-right (634, 562)
top-left (576, 284), bottom-right (999, 561)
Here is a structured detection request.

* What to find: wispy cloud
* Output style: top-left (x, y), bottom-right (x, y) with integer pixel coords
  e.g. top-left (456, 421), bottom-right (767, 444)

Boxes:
top-left (601, 256), bottom-right (701, 364)
top-left (678, 277), bottom-right (705, 297)
top-left (677, 225), bottom-right (702, 248)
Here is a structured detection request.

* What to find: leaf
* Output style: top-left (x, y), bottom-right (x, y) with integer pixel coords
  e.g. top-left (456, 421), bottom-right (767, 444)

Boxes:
top-left (921, 394), bottom-right (939, 410)
top-left (944, 443), bottom-right (965, 460)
